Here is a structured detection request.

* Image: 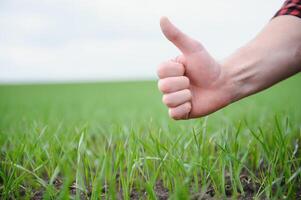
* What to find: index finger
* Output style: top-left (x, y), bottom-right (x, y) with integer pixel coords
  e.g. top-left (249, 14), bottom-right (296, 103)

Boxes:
top-left (157, 61), bottom-right (185, 79)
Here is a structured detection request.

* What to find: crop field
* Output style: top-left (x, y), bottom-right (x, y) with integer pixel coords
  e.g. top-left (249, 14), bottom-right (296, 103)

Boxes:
top-left (0, 75), bottom-right (301, 200)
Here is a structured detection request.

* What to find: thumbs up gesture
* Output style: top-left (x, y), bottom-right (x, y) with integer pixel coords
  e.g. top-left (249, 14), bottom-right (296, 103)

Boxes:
top-left (157, 17), bottom-right (234, 120)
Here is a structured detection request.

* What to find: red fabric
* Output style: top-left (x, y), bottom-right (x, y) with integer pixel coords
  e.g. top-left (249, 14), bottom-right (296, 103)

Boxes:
top-left (274, 0), bottom-right (301, 18)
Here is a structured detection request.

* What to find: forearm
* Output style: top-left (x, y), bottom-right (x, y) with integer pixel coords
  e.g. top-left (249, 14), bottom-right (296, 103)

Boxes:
top-left (223, 15), bottom-right (301, 102)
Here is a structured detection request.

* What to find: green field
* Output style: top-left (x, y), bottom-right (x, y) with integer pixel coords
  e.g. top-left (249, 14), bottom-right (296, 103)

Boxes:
top-left (0, 75), bottom-right (301, 199)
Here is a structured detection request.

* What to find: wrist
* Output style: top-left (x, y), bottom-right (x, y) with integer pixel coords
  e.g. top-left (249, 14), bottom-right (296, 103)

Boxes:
top-left (221, 44), bottom-right (263, 104)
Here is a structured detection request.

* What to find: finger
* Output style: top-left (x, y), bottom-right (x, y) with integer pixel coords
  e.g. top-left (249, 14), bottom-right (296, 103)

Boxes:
top-left (162, 89), bottom-right (192, 107)
top-left (169, 102), bottom-right (192, 120)
top-left (158, 76), bottom-right (189, 93)
top-left (157, 61), bottom-right (185, 79)
top-left (171, 54), bottom-right (186, 64)
top-left (160, 16), bottom-right (201, 54)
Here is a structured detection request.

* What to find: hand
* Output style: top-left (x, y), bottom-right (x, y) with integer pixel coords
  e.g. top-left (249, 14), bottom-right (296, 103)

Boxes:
top-left (157, 17), bottom-right (235, 120)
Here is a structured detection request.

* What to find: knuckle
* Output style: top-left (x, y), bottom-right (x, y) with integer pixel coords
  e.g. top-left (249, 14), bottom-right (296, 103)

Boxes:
top-left (184, 89), bottom-right (192, 99)
top-left (162, 95), bottom-right (174, 107)
top-left (169, 30), bottom-right (180, 42)
top-left (192, 40), bottom-right (203, 50)
top-left (183, 88), bottom-right (189, 95)
top-left (158, 79), bottom-right (169, 93)
top-left (174, 63), bottom-right (185, 76)
top-left (157, 80), bottom-right (163, 91)
top-left (185, 102), bottom-right (192, 112)
top-left (182, 76), bottom-right (190, 86)
top-left (162, 95), bottom-right (168, 105)
top-left (156, 68), bottom-right (162, 78)
top-left (156, 62), bottom-right (168, 78)
top-left (168, 109), bottom-right (178, 120)
top-left (179, 64), bottom-right (185, 74)
top-left (173, 115), bottom-right (181, 120)
top-left (169, 108), bottom-right (184, 120)
top-left (175, 55), bottom-right (186, 64)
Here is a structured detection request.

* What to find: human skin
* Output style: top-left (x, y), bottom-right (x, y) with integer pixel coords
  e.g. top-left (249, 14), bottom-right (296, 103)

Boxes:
top-left (157, 16), bottom-right (301, 120)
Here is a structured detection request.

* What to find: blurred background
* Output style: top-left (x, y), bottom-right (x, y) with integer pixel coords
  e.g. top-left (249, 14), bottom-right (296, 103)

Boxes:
top-left (0, 0), bottom-right (284, 83)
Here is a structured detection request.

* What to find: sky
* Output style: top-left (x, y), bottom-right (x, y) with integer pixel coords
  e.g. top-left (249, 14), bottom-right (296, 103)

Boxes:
top-left (0, 0), bottom-right (284, 83)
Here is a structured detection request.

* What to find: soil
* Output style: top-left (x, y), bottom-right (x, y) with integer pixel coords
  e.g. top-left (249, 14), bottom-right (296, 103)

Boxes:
top-left (154, 180), bottom-right (169, 200)
top-left (10, 172), bottom-right (301, 200)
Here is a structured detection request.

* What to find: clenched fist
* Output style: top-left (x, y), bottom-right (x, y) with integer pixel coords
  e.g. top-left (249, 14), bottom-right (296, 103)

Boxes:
top-left (157, 17), bottom-right (235, 120)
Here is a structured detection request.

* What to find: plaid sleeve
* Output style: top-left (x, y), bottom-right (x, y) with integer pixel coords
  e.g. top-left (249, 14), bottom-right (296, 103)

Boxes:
top-left (274, 0), bottom-right (301, 18)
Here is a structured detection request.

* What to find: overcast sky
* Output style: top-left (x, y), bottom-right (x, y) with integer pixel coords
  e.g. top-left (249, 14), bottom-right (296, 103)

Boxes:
top-left (0, 0), bottom-right (284, 83)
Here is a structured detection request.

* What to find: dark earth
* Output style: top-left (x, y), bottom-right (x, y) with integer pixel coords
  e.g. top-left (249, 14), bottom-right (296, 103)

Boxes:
top-left (26, 172), bottom-right (301, 200)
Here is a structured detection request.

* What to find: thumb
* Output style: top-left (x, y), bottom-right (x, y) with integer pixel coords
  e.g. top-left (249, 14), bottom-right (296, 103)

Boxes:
top-left (160, 17), bottom-right (201, 54)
